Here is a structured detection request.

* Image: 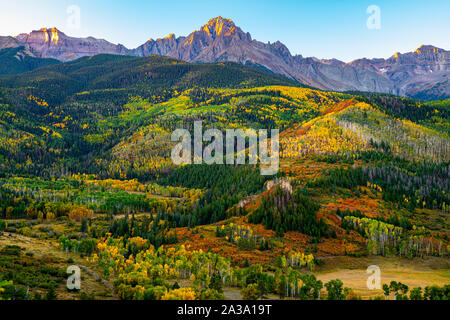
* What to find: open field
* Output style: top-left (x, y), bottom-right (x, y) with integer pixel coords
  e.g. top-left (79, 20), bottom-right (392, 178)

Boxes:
top-left (0, 232), bottom-right (115, 300)
top-left (2, 230), bottom-right (448, 300)
top-left (315, 256), bottom-right (450, 299)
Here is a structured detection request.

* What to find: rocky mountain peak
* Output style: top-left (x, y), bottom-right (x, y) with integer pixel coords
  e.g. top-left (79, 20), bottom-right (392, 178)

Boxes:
top-left (270, 41), bottom-right (292, 58)
top-left (157, 33), bottom-right (176, 41)
top-left (10, 27), bottom-right (129, 61)
top-left (390, 45), bottom-right (445, 60)
top-left (16, 28), bottom-right (64, 46)
top-left (414, 45), bottom-right (442, 55)
top-left (200, 16), bottom-right (237, 38)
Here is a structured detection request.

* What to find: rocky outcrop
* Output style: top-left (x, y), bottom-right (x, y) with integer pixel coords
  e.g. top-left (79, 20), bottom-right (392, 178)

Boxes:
top-left (266, 178), bottom-right (292, 194)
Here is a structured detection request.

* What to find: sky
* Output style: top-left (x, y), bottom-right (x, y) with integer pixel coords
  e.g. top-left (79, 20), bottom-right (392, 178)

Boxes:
top-left (0, 0), bottom-right (449, 62)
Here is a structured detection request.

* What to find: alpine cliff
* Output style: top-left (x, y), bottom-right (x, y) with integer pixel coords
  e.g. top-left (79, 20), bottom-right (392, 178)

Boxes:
top-left (1, 27), bottom-right (129, 61)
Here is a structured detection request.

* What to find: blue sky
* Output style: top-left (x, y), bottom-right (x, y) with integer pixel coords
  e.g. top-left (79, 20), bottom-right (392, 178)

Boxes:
top-left (0, 0), bottom-right (449, 62)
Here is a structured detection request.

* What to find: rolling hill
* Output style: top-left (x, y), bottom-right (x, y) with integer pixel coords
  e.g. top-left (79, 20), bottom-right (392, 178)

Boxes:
top-left (0, 54), bottom-right (300, 104)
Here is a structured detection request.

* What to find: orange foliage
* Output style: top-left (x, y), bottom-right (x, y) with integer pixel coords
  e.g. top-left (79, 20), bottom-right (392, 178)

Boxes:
top-left (68, 207), bottom-right (94, 221)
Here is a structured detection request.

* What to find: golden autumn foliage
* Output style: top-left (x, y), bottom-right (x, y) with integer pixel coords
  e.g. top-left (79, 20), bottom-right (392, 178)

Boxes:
top-left (27, 95), bottom-right (48, 107)
top-left (68, 206), bottom-right (94, 221)
top-left (161, 288), bottom-right (196, 300)
top-left (281, 116), bottom-right (369, 158)
top-left (129, 237), bottom-right (148, 249)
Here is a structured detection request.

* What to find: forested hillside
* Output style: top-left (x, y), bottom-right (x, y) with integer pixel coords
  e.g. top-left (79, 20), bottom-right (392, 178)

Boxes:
top-left (0, 54), bottom-right (448, 301)
top-left (0, 47), bottom-right (60, 76)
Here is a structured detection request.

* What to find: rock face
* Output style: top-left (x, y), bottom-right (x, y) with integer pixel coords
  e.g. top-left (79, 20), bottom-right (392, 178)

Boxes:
top-left (368, 46), bottom-right (449, 99)
top-left (132, 17), bottom-right (306, 82)
top-left (266, 178), bottom-right (293, 194)
top-left (1, 18), bottom-right (448, 99)
top-left (8, 28), bottom-right (129, 62)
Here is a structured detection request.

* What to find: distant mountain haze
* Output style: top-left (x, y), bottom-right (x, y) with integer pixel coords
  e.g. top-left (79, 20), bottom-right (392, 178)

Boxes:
top-left (0, 17), bottom-right (448, 99)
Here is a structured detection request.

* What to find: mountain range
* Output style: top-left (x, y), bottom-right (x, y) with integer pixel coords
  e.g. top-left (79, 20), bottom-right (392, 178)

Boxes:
top-left (1, 17), bottom-right (448, 99)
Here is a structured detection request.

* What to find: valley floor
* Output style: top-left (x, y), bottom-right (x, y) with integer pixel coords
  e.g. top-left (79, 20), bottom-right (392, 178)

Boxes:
top-left (0, 232), bottom-right (115, 300)
top-left (1, 231), bottom-right (448, 300)
top-left (315, 256), bottom-right (450, 299)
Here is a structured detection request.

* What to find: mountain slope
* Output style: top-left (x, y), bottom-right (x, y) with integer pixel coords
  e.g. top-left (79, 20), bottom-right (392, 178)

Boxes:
top-left (348, 45), bottom-right (449, 99)
top-left (0, 54), bottom-right (300, 105)
top-left (0, 46), bottom-right (60, 75)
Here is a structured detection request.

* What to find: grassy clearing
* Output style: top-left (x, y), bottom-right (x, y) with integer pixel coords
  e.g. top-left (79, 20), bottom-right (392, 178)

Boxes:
top-left (315, 256), bottom-right (450, 299)
top-left (0, 232), bottom-right (115, 300)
